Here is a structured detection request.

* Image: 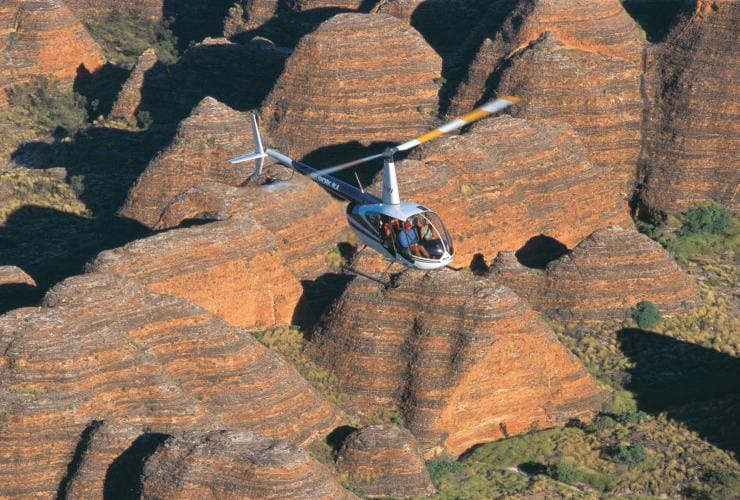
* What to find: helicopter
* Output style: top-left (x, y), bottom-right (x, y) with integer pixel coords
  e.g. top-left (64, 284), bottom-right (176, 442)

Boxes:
top-left (229, 96), bottom-right (520, 280)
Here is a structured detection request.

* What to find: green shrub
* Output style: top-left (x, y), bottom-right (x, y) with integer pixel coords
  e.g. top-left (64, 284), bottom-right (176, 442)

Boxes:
top-left (85, 10), bottom-right (178, 67)
top-left (5, 78), bottom-right (89, 137)
top-left (587, 414), bottom-right (617, 433)
top-left (547, 462), bottom-right (583, 484)
top-left (426, 455), bottom-right (462, 487)
top-left (615, 410), bottom-right (649, 425)
top-left (680, 205), bottom-right (731, 236)
top-left (610, 444), bottom-right (647, 465)
top-left (631, 301), bottom-right (662, 329)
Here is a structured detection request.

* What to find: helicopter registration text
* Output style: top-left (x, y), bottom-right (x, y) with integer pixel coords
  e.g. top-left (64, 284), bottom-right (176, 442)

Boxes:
top-left (316, 176), bottom-right (341, 192)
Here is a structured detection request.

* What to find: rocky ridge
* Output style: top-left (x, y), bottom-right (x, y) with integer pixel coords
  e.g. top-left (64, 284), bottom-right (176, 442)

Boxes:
top-left (0, 0), bottom-right (105, 105)
top-left (336, 424), bottom-right (436, 498)
top-left (108, 48), bottom-right (160, 121)
top-left (261, 12), bottom-right (442, 161)
top-left (0, 272), bottom-right (339, 497)
top-left (309, 269), bottom-right (606, 456)
top-left (639, 0), bottom-right (739, 213)
top-left (490, 226), bottom-right (700, 320)
top-left (118, 97), bottom-right (256, 227)
top-left (88, 213), bottom-right (303, 329)
top-left (141, 430), bottom-right (356, 499)
top-left (450, 0), bottom-right (644, 194)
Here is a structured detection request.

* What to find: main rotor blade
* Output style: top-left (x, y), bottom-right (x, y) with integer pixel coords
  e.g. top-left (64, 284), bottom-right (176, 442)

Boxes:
top-left (309, 151), bottom-right (387, 178)
top-left (396, 96), bottom-right (520, 152)
top-left (309, 95), bottom-right (520, 178)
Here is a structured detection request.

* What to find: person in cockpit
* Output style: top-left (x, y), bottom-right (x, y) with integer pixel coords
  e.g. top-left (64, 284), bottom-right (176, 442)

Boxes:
top-left (399, 219), bottom-right (430, 258)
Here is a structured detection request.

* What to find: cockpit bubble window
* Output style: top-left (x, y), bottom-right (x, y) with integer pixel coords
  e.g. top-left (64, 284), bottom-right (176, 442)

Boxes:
top-left (407, 211), bottom-right (454, 259)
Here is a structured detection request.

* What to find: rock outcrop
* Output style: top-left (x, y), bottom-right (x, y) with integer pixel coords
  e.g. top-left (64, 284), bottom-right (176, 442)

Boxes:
top-left (640, 0), bottom-right (740, 213)
top-left (491, 226), bottom-right (700, 321)
top-left (261, 13), bottom-right (442, 160)
top-left (0, 0), bottom-right (105, 103)
top-left (141, 430), bottom-right (356, 499)
top-left (309, 269), bottom-right (606, 456)
top-left (89, 213), bottom-right (303, 329)
top-left (381, 116), bottom-right (632, 266)
top-left (450, 0), bottom-right (644, 194)
top-left (336, 424), bottom-right (435, 498)
top-left (0, 265), bottom-right (37, 312)
top-left (0, 272), bottom-right (339, 497)
top-left (109, 48), bottom-right (159, 121)
top-left (119, 97), bottom-right (256, 227)
top-left (63, 421), bottom-right (147, 499)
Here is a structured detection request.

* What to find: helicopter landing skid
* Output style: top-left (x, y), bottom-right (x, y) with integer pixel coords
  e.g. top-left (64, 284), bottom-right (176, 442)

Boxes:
top-left (341, 264), bottom-right (400, 288)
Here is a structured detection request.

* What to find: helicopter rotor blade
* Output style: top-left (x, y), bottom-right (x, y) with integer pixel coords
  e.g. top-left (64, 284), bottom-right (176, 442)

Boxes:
top-left (395, 96), bottom-right (520, 152)
top-left (309, 95), bottom-right (520, 178)
top-left (309, 151), bottom-right (387, 178)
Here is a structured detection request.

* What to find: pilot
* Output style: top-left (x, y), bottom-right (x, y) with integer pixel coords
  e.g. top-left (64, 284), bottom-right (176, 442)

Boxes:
top-left (399, 220), bottom-right (430, 258)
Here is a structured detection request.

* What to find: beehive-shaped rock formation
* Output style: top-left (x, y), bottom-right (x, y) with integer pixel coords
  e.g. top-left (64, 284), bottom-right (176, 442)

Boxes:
top-left (261, 13), bottom-right (442, 160)
top-left (0, 273), bottom-right (339, 497)
top-left (640, 0), bottom-right (740, 213)
top-left (491, 226), bottom-right (700, 320)
top-left (0, 0), bottom-right (104, 103)
top-left (141, 430), bottom-right (357, 499)
top-left (89, 214), bottom-right (303, 329)
top-left (377, 116), bottom-right (632, 266)
top-left (336, 424), bottom-right (435, 498)
top-left (450, 0), bottom-right (644, 194)
top-left (310, 270), bottom-right (606, 455)
top-left (119, 97), bottom-right (256, 227)
top-left (109, 48), bottom-right (159, 121)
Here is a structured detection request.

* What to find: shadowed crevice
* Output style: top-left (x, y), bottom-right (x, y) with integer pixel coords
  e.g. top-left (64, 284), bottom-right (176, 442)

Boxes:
top-left (103, 433), bottom-right (170, 500)
top-left (57, 420), bottom-right (104, 500)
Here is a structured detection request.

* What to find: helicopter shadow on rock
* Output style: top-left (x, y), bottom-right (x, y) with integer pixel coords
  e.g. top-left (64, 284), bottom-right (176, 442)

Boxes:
top-left (618, 328), bottom-right (740, 457)
top-left (292, 273), bottom-right (355, 337)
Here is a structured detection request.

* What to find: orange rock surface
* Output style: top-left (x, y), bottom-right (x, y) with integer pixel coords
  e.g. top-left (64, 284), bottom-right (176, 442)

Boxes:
top-left (309, 270), bottom-right (607, 456)
top-left (491, 226), bottom-right (700, 321)
top-left (141, 430), bottom-right (357, 499)
top-left (261, 12), bottom-right (442, 160)
top-left (0, 0), bottom-right (104, 103)
top-left (108, 47), bottom-right (159, 121)
top-left (639, 0), bottom-right (740, 213)
top-left (450, 0), bottom-right (644, 194)
top-left (336, 424), bottom-right (436, 497)
top-left (377, 116), bottom-right (632, 267)
top-left (119, 97), bottom-right (257, 227)
top-left (0, 272), bottom-right (339, 497)
top-left (89, 214), bottom-right (303, 329)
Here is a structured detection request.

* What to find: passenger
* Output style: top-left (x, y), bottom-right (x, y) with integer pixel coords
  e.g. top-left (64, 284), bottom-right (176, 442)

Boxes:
top-left (399, 220), bottom-right (430, 258)
top-left (417, 217), bottom-right (433, 241)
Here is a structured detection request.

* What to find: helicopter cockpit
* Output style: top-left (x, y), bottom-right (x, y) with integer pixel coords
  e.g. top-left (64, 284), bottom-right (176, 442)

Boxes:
top-left (348, 203), bottom-right (454, 270)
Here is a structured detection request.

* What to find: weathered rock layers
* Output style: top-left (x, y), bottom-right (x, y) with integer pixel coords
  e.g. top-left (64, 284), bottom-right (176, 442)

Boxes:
top-left (109, 47), bottom-right (159, 121)
top-left (384, 116), bottom-right (632, 266)
top-left (310, 270), bottom-right (606, 455)
top-left (141, 430), bottom-right (357, 499)
top-left (261, 13), bottom-right (442, 159)
top-left (0, 0), bottom-right (105, 103)
top-left (119, 97), bottom-right (256, 227)
top-left (640, 0), bottom-right (740, 213)
top-left (336, 424), bottom-right (435, 498)
top-left (0, 273), bottom-right (338, 497)
top-left (89, 214), bottom-right (303, 329)
top-left (451, 0), bottom-right (644, 194)
top-left (491, 226), bottom-right (700, 320)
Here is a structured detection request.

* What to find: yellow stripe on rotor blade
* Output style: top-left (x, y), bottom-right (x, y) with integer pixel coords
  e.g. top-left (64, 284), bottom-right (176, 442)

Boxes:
top-left (460, 107), bottom-right (493, 124)
top-left (416, 128), bottom-right (446, 144)
top-left (499, 95), bottom-right (521, 104)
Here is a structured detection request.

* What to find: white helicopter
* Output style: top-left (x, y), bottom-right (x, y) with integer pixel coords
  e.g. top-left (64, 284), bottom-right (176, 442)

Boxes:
top-left (229, 96), bottom-right (519, 278)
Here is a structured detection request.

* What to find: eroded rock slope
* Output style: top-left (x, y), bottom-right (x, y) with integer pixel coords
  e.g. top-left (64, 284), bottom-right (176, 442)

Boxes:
top-left (310, 270), bottom-right (606, 456)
